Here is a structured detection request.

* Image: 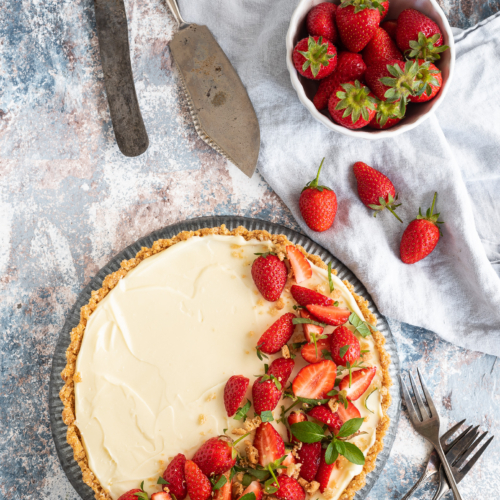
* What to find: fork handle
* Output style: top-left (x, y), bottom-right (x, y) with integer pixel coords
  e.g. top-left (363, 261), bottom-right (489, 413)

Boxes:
top-left (432, 466), bottom-right (450, 500)
top-left (400, 469), bottom-right (437, 500)
top-left (434, 441), bottom-right (463, 500)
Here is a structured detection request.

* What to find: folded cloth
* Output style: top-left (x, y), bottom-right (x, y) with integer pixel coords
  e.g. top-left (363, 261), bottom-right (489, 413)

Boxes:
top-left (178, 1), bottom-right (500, 356)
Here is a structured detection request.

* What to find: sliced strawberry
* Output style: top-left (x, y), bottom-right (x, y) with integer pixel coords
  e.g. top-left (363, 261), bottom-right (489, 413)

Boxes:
top-left (280, 451), bottom-right (298, 474)
top-left (292, 360), bottom-right (337, 399)
top-left (252, 375), bottom-right (282, 414)
top-left (163, 453), bottom-right (187, 500)
top-left (329, 326), bottom-right (360, 366)
top-left (335, 396), bottom-right (362, 423)
top-left (257, 313), bottom-right (296, 355)
top-left (268, 357), bottom-right (295, 387)
top-left (299, 309), bottom-right (324, 342)
top-left (213, 471), bottom-right (231, 500)
top-left (117, 490), bottom-right (143, 500)
top-left (300, 339), bottom-right (331, 364)
top-left (308, 405), bottom-right (343, 433)
top-left (291, 285), bottom-right (333, 307)
top-left (151, 493), bottom-right (172, 500)
top-left (296, 442), bottom-right (322, 482)
top-left (254, 422), bottom-right (286, 467)
top-left (306, 304), bottom-right (350, 326)
top-left (286, 246), bottom-right (312, 283)
top-left (192, 436), bottom-right (236, 477)
top-left (315, 448), bottom-right (335, 493)
top-left (339, 367), bottom-right (377, 401)
top-left (275, 475), bottom-right (305, 500)
top-left (238, 481), bottom-right (263, 500)
top-left (224, 375), bottom-right (249, 417)
top-left (184, 460), bottom-right (212, 500)
top-left (287, 411), bottom-right (308, 442)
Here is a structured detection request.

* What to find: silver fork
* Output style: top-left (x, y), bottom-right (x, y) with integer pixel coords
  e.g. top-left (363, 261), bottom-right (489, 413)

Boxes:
top-left (400, 369), bottom-right (463, 500)
top-left (432, 429), bottom-right (494, 500)
top-left (400, 419), bottom-right (467, 500)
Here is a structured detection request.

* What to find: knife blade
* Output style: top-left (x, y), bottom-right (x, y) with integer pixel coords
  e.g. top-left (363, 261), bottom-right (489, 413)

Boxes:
top-left (166, 0), bottom-right (260, 177)
top-left (94, 0), bottom-right (149, 157)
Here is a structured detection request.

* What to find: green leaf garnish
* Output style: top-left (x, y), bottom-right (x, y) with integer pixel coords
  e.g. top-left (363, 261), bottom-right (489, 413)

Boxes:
top-left (322, 349), bottom-right (334, 362)
top-left (212, 475), bottom-right (228, 490)
top-left (239, 493), bottom-right (256, 500)
top-left (364, 387), bottom-right (378, 414)
top-left (290, 421), bottom-right (325, 443)
top-left (234, 400), bottom-right (252, 421)
top-left (157, 477), bottom-right (169, 485)
top-left (260, 410), bottom-right (274, 422)
top-left (325, 440), bottom-right (339, 465)
top-left (293, 318), bottom-right (327, 328)
top-left (337, 417), bottom-right (364, 438)
top-left (341, 442), bottom-right (365, 465)
top-left (349, 312), bottom-right (375, 337)
top-left (242, 474), bottom-right (253, 487)
top-left (328, 262), bottom-right (334, 293)
top-left (339, 345), bottom-right (351, 358)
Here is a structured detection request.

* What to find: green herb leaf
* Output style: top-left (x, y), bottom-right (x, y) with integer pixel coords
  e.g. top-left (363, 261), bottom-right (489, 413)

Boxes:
top-left (328, 262), bottom-right (334, 293)
top-left (364, 387), bottom-right (378, 414)
top-left (239, 493), bottom-right (256, 500)
top-left (292, 341), bottom-right (308, 350)
top-left (339, 345), bottom-right (351, 358)
top-left (297, 396), bottom-right (330, 406)
top-left (293, 318), bottom-right (328, 328)
top-left (157, 477), bottom-right (169, 485)
top-left (290, 421), bottom-right (325, 443)
top-left (326, 389), bottom-right (338, 397)
top-left (334, 440), bottom-right (346, 455)
top-left (337, 417), bottom-right (365, 438)
top-left (260, 410), bottom-right (274, 422)
top-left (325, 440), bottom-right (339, 465)
top-left (140, 481), bottom-right (145, 492)
top-left (333, 301), bottom-right (339, 307)
top-left (234, 400), bottom-right (252, 421)
top-left (256, 347), bottom-right (269, 361)
top-left (264, 478), bottom-right (279, 495)
top-left (134, 493), bottom-right (149, 500)
top-left (213, 475), bottom-right (228, 490)
top-left (247, 468), bottom-right (271, 481)
top-left (349, 312), bottom-right (375, 337)
top-left (230, 468), bottom-right (237, 480)
top-left (341, 442), bottom-right (366, 465)
top-left (242, 474), bottom-right (253, 487)
top-left (322, 349), bottom-right (334, 362)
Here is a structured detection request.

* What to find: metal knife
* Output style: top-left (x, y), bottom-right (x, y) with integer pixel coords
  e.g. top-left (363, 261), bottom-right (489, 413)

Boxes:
top-left (166, 0), bottom-right (260, 177)
top-left (94, 0), bottom-right (149, 157)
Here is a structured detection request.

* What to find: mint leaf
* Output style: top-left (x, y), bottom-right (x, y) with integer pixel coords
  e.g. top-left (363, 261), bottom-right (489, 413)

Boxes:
top-left (290, 421), bottom-right (325, 443)
top-left (247, 468), bottom-right (271, 481)
top-left (234, 400), bottom-right (252, 421)
top-left (213, 475), bottom-right (227, 490)
top-left (339, 345), bottom-right (351, 358)
top-left (296, 396), bottom-right (330, 406)
top-left (341, 442), bottom-right (365, 465)
top-left (239, 493), bottom-right (257, 500)
top-left (293, 318), bottom-right (328, 328)
top-left (134, 493), bottom-right (149, 500)
top-left (322, 349), bottom-right (334, 362)
top-left (260, 410), bottom-right (274, 422)
top-left (242, 474), bottom-right (252, 487)
top-left (349, 312), bottom-right (375, 337)
top-left (328, 262), bottom-right (334, 293)
top-left (157, 477), bottom-right (169, 485)
top-left (325, 440), bottom-right (339, 465)
top-left (334, 440), bottom-right (346, 455)
top-left (337, 417), bottom-right (364, 438)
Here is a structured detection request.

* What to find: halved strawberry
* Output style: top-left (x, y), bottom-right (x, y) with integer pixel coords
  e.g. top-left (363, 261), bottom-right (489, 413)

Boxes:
top-left (286, 246), bottom-right (312, 283)
top-left (193, 436), bottom-right (236, 477)
top-left (254, 422), bottom-right (286, 467)
top-left (299, 309), bottom-right (324, 342)
top-left (292, 360), bottom-right (337, 399)
top-left (117, 490), bottom-right (143, 500)
top-left (163, 453), bottom-right (187, 500)
top-left (213, 471), bottom-right (231, 500)
top-left (275, 475), bottom-right (305, 500)
top-left (335, 396), bottom-right (362, 423)
top-left (238, 481), bottom-right (263, 500)
top-left (287, 411), bottom-right (308, 442)
top-left (330, 326), bottom-right (360, 366)
top-left (257, 313), bottom-right (296, 355)
top-left (296, 442), bottom-right (322, 482)
top-left (301, 339), bottom-right (331, 364)
top-left (306, 304), bottom-right (350, 326)
top-left (224, 375), bottom-right (250, 417)
top-left (151, 493), bottom-right (172, 500)
top-left (308, 405), bottom-right (343, 433)
top-left (291, 285), bottom-right (333, 307)
top-left (268, 357), bottom-right (295, 387)
top-left (253, 375), bottom-right (282, 414)
top-left (185, 460), bottom-right (212, 500)
top-left (280, 451), bottom-right (298, 473)
top-left (315, 448), bottom-right (335, 493)
top-left (339, 367), bottom-right (377, 401)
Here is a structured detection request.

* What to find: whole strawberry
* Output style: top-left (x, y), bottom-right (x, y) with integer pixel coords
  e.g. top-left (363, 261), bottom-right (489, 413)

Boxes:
top-left (117, 490), bottom-right (143, 500)
top-left (257, 312), bottom-right (295, 355)
top-left (299, 158), bottom-right (337, 232)
top-left (274, 475), bottom-right (305, 500)
top-left (330, 326), bottom-right (360, 366)
top-left (328, 81), bottom-right (377, 130)
top-left (409, 60), bottom-right (442, 103)
top-left (353, 161), bottom-right (402, 221)
top-left (336, 0), bottom-right (383, 52)
top-left (307, 3), bottom-right (338, 44)
top-left (251, 252), bottom-right (287, 302)
top-left (184, 460), bottom-right (212, 500)
top-left (268, 357), bottom-right (295, 386)
top-left (253, 374), bottom-right (282, 414)
top-left (400, 192), bottom-right (443, 264)
top-left (313, 73), bottom-right (342, 111)
top-left (192, 436), bottom-right (236, 477)
top-left (362, 27), bottom-right (403, 67)
top-left (163, 453), bottom-right (188, 500)
top-left (293, 36), bottom-right (337, 80)
top-left (381, 19), bottom-right (397, 40)
top-left (396, 9), bottom-right (448, 61)
top-left (368, 99), bottom-right (402, 129)
top-left (380, 0), bottom-right (389, 20)
top-left (224, 375), bottom-right (249, 417)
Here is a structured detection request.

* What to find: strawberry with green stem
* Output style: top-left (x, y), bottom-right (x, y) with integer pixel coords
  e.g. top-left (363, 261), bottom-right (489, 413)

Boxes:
top-left (292, 36), bottom-right (337, 80)
top-left (410, 60), bottom-right (442, 103)
top-left (368, 99), bottom-right (403, 129)
top-left (118, 489), bottom-right (145, 500)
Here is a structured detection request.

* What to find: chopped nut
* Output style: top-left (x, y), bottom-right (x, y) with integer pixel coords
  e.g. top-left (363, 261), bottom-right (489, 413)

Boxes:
top-left (328, 399), bottom-right (339, 413)
top-left (275, 298), bottom-right (285, 310)
top-left (245, 440), bottom-right (259, 464)
top-left (257, 299), bottom-right (264, 307)
top-left (298, 478), bottom-right (320, 495)
top-left (248, 331), bottom-right (255, 337)
top-left (281, 345), bottom-right (291, 359)
top-left (198, 414), bottom-right (206, 425)
top-left (323, 488), bottom-right (335, 500)
top-left (315, 283), bottom-right (328, 295)
top-left (286, 462), bottom-right (302, 479)
top-left (206, 393), bottom-right (217, 401)
top-left (232, 428), bottom-right (247, 436)
top-left (73, 372), bottom-right (82, 383)
top-left (244, 416), bottom-right (262, 432)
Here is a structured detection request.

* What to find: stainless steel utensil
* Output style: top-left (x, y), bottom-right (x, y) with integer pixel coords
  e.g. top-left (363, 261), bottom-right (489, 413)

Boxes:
top-left (165, 0), bottom-right (260, 177)
top-left (400, 369), bottom-right (463, 500)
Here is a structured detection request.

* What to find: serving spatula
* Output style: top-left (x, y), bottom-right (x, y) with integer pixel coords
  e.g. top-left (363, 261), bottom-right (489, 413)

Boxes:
top-left (166, 0), bottom-right (261, 177)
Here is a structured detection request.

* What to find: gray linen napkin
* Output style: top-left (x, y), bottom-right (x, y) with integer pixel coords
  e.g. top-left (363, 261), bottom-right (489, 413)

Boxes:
top-left (178, 1), bottom-right (500, 356)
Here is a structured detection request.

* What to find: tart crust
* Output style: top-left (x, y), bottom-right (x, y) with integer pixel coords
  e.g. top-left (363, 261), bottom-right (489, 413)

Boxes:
top-left (60, 225), bottom-right (392, 500)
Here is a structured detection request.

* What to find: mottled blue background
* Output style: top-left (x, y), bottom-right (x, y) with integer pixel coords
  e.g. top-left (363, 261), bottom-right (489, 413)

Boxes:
top-left (1, 0), bottom-right (499, 499)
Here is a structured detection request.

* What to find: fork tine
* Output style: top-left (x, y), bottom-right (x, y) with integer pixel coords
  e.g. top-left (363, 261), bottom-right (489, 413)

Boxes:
top-left (446, 426), bottom-right (480, 464)
top-left (409, 371), bottom-right (430, 419)
top-left (441, 419), bottom-right (466, 446)
top-left (453, 431), bottom-right (488, 469)
top-left (455, 436), bottom-right (494, 482)
top-left (400, 374), bottom-right (421, 425)
top-left (417, 368), bottom-right (437, 418)
top-left (443, 425), bottom-right (473, 453)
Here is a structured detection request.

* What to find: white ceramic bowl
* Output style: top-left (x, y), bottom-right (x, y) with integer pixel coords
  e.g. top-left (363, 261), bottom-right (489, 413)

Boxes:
top-left (286, 0), bottom-right (455, 139)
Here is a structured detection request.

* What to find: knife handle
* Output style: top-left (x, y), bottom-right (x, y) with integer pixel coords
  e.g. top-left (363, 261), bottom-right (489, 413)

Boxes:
top-left (94, 0), bottom-right (149, 157)
top-left (165, 0), bottom-right (190, 29)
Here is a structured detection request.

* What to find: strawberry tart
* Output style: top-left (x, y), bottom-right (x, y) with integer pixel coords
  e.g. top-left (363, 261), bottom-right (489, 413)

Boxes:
top-left (60, 225), bottom-right (391, 500)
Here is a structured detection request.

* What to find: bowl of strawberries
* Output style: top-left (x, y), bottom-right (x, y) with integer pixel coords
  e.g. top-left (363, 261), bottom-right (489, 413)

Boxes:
top-left (286, 0), bottom-right (455, 138)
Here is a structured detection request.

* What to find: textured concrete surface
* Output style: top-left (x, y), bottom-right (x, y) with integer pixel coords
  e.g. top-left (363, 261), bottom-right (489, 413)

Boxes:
top-left (1, 0), bottom-right (499, 499)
